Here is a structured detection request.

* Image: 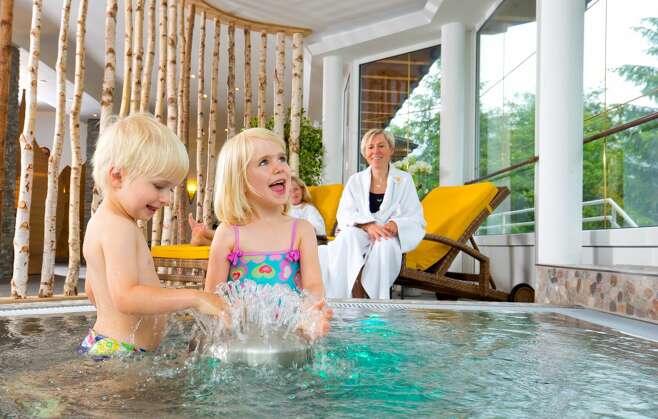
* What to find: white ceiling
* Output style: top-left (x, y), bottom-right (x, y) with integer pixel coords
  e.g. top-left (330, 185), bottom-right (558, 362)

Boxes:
top-left (11, 0), bottom-right (496, 130)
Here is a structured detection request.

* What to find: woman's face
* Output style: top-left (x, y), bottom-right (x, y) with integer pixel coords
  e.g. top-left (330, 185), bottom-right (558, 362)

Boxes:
top-left (364, 133), bottom-right (394, 170)
top-left (290, 180), bottom-right (303, 205)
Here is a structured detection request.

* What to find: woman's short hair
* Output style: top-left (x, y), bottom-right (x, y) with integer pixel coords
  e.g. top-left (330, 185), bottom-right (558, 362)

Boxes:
top-left (92, 113), bottom-right (188, 194)
top-left (291, 174), bottom-right (312, 205)
top-left (359, 128), bottom-right (395, 157)
top-left (213, 127), bottom-right (289, 225)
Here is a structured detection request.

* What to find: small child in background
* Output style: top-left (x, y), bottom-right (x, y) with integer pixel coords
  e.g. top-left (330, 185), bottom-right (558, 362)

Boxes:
top-left (289, 175), bottom-right (326, 236)
top-left (205, 128), bottom-right (331, 339)
top-left (81, 114), bottom-right (229, 357)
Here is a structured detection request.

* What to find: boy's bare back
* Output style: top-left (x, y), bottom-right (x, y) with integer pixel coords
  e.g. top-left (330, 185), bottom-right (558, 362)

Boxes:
top-left (83, 206), bottom-right (166, 351)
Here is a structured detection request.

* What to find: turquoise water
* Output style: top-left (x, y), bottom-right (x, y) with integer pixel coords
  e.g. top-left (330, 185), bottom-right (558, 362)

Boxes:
top-left (1, 306), bottom-right (657, 417)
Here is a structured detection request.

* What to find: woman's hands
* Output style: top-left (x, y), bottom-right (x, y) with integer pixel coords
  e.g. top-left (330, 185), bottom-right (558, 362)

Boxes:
top-left (361, 221), bottom-right (398, 241)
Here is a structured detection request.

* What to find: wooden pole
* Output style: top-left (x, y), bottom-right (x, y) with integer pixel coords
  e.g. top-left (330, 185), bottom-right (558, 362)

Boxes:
top-left (195, 11), bottom-right (206, 222)
top-left (289, 32), bottom-right (303, 174)
top-left (273, 31), bottom-right (285, 140)
top-left (63, 0), bottom-right (89, 296)
top-left (38, 0), bottom-right (72, 298)
top-left (119, 0), bottom-right (132, 117)
top-left (130, 0), bottom-right (144, 113)
top-left (0, 0), bottom-right (14, 211)
top-left (151, 0), bottom-right (167, 246)
top-left (161, 0), bottom-right (177, 246)
top-left (257, 30), bottom-right (267, 127)
top-left (203, 17), bottom-right (220, 227)
top-left (11, 0), bottom-right (42, 298)
top-left (226, 22), bottom-right (235, 139)
top-left (139, 0), bottom-right (155, 112)
top-left (92, 0), bottom-right (118, 215)
top-left (243, 28), bottom-right (252, 129)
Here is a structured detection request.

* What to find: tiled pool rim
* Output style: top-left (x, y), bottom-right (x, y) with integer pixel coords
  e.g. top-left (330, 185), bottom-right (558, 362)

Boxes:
top-left (1, 299), bottom-right (657, 343)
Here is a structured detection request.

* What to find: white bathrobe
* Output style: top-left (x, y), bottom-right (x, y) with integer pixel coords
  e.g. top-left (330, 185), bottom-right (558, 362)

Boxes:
top-left (319, 166), bottom-right (426, 299)
top-left (289, 203), bottom-right (326, 236)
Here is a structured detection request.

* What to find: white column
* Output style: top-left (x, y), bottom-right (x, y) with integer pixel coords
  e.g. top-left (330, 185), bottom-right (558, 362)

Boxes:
top-left (322, 55), bottom-right (343, 184)
top-left (439, 22), bottom-right (467, 186)
top-left (535, 0), bottom-right (585, 265)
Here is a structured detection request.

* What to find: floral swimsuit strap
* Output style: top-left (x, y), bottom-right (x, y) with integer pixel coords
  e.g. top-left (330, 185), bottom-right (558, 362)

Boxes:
top-left (226, 220), bottom-right (301, 265)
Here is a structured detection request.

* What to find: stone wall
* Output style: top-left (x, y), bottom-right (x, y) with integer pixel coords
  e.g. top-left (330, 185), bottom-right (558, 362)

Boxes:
top-left (536, 264), bottom-right (658, 322)
top-left (0, 47), bottom-right (19, 281)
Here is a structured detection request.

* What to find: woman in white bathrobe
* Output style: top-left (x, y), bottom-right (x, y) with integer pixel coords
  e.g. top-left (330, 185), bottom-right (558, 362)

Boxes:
top-left (320, 129), bottom-right (426, 299)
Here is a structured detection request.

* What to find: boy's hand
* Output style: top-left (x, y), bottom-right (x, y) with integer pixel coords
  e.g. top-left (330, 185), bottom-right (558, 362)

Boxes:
top-left (195, 292), bottom-right (231, 328)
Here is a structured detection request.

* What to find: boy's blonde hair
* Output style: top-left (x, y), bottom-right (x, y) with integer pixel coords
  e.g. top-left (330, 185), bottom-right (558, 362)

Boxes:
top-left (92, 114), bottom-right (189, 194)
top-left (291, 174), bottom-right (312, 205)
top-left (214, 127), bottom-right (289, 225)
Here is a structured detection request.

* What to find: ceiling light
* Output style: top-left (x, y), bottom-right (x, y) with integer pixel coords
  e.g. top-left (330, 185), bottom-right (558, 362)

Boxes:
top-left (203, 94), bottom-right (208, 99)
top-left (235, 87), bottom-right (240, 91)
top-left (190, 74), bottom-right (196, 79)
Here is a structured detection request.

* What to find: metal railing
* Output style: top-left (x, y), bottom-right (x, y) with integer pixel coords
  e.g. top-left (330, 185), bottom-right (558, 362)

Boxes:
top-left (478, 197), bottom-right (638, 233)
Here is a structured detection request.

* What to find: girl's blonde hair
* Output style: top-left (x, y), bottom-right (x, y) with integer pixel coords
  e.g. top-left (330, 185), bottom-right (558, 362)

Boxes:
top-left (359, 128), bottom-right (395, 157)
top-left (291, 174), bottom-right (312, 205)
top-left (92, 113), bottom-right (188, 194)
top-left (213, 128), bottom-right (289, 225)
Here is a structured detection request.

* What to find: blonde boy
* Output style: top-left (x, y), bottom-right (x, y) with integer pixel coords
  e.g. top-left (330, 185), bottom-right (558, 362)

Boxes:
top-left (81, 114), bottom-right (227, 357)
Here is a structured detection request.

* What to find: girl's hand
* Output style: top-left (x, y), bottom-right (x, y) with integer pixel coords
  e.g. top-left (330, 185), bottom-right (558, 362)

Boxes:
top-left (362, 223), bottom-right (393, 241)
top-left (195, 292), bottom-right (232, 328)
top-left (297, 299), bottom-right (331, 342)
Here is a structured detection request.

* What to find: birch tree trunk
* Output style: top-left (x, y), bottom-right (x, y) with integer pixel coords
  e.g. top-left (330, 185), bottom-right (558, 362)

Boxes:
top-left (139, 0), bottom-right (155, 112)
top-left (38, 0), bottom-right (71, 298)
top-left (119, 0), bottom-right (132, 117)
top-left (195, 11), bottom-right (206, 222)
top-left (64, 0), bottom-right (88, 296)
top-left (0, 0), bottom-right (14, 204)
top-left (243, 28), bottom-right (252, 129)
top-left (273, 32), bottom-right (285, 140)
top-left (257, 30), bottom-right (267, 128)
top-left (151, 0), bottom-right (167, 246)
top-left (130, 0), bottom-right (144, 114)
top-left (11, 0), bottom-right (42, 298)
top-left (172, 1), bottom-right (185, 245)
top-left (289, 33), bottom-right (303, 174)
top-left (92, 0), bottom-right (118, 215)
top-left (226, 22), bottom-right (235, 139)
top-left (161, 0), bottom-right (177, 246)
top-left (203, 18), bottom-right (220, 227)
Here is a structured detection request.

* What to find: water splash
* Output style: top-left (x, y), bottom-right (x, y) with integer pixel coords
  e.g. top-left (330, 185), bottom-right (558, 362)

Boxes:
top-left (190, 281), bottom-right (327, 367)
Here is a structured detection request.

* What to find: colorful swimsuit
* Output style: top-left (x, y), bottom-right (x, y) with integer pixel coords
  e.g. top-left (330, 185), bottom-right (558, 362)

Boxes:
top-left (226, 220), bottom-right (302, 292)
top-left (78, 329), bottom-right (147, 358)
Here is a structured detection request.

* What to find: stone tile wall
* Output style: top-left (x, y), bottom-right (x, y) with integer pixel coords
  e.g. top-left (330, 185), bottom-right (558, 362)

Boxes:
top-left (536, 264), bottom-right (658, 322)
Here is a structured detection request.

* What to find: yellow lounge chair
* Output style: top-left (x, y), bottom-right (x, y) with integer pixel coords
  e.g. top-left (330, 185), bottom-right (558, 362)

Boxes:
top-left (308, 183), bottom-right (344, 244)
top-left (151, 244), bottom-right (210, 289)
top-left (396, 182), bottom-right (533, 302)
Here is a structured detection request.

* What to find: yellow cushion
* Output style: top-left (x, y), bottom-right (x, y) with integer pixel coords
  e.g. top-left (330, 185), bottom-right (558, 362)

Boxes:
top-left (308, 184), bottom-right (344, 236)
top-left (151, 244), bottom-right (210, 259)
top-left (405, 182), bottom-right (498, 270)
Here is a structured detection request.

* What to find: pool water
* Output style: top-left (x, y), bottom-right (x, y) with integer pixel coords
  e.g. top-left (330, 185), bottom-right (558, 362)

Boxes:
top-left (1, 305), bottom-right (657, 417)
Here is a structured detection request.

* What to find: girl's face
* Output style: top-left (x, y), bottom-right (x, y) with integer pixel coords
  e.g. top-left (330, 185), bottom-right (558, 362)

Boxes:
top-left (290, 180), bottom-right (303, 205)
top-left (364, 133), bottom-right (394, 170)
top-left (246, 138), bottom-right (291, 209)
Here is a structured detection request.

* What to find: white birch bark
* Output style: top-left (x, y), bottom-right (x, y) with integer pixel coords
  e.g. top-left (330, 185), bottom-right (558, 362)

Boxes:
top-left (203, 17), bottom-right (220, 227)
top-left (195, 11), bottom-right (206, 222)
top-left (63, 0), bottom-right (89, 296)
top-left (11, 0), bottom-right (42, 298)
top-left (38, 0), bottom-right (72, 298)
top-left (257, 30), bottom-right (267, 128)
top-left (273, 32), bottom-right (285, 140)
top-left (151, 0), bottom-right (167, 246)
top-left (289, 33), bottom-right (303, 174)
top-left (119, 0), bottom-right (132, 117)
top-left (243, 28), bottom-right (252, 129)
top-left (130, 0), bottom-right (144, 114)
top-left (226, 22), bottom-right (235, 139)
top-left (139, 0), bottom-right (155, 112)
top-left (161, 0), bottom-right (177, 246)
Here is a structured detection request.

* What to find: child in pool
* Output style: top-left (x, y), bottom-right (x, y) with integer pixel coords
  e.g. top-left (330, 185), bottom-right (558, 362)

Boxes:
top-left (289, 175), bottom-right (326, 236)
top-left (81, 114), bottom-right (229, 357)
top-left (205, 128), bottom-right (331, 339)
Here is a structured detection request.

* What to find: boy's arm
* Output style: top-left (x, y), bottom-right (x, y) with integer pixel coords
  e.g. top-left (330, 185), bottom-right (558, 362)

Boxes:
top-left (205, 224), bottom-right (233, 293)
top-left (298, 220), bottom-right (325, 299)
top-left (103, 221), bottom-right (225, 315)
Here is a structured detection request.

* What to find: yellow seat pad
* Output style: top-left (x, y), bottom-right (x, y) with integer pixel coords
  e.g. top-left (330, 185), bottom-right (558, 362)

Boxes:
top-left (405, 182), bottom-right (498, 270)
top-left (308, 184), bottom-right (344, 236)
top-left (151, 244), bottom-right (210, 260)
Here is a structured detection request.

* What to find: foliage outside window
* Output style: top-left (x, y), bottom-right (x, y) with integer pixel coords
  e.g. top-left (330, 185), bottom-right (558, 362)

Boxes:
top-left (358, 46), bottom-right (441, 198)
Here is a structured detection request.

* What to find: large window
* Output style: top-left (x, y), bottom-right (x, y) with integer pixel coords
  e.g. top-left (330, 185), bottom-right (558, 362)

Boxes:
top-left (358, 45), bottom-right (441, 197)
top-left (582, 0), bottom-right (658, 229)
top-left (476, 0), bottom-right (537, 235)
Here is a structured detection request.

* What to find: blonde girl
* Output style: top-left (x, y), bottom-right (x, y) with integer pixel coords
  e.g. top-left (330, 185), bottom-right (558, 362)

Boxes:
top-left (289, 175), bottom-right (327, 236)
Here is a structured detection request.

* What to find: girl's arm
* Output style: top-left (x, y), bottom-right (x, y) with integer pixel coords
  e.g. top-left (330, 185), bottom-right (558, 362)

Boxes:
top-left (307, 205), bottom-right (327, 236)
top-left (297, 220), bottom-right (325, 299)
top-left (205, 223), bottom-right (234, 293)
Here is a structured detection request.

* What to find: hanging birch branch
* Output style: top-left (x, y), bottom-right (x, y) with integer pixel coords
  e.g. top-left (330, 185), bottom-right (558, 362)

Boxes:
top-left (11, 0), bottom-right (42, 298)
top-left (38, 0), bottom-right (72, 298)
top-left (63, 0), bottom-right (89, 296)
